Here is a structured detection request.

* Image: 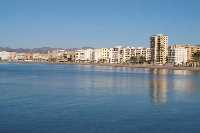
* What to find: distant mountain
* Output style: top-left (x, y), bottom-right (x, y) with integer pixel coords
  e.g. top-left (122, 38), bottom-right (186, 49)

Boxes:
top-left (81, 46), bottom-right (94, 49)
top-left (0, 47), bottom-right (78, 53)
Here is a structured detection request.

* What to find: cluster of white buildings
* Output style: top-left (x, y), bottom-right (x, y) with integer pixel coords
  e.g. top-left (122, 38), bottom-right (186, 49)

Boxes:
top-left (0, 52), bottom-right (49, 62)
top-left (1, 34), bottom-right (199, 65)
top-left (75, 46), bottom-right (151, 64)
top-left (151, 34), bottom-right (200, 65)
top-left (0, 51), bottom-right (16, 61)
top-left (74, 34), bottom-right (199, 65)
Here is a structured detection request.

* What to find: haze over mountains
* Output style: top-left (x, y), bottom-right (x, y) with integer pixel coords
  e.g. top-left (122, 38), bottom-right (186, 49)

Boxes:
top-left (0, 47), bottom-right (78, 53)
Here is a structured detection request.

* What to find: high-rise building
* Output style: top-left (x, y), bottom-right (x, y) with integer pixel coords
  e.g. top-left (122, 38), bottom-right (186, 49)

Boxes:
top-left (150, 34), bottom-right (168, 64)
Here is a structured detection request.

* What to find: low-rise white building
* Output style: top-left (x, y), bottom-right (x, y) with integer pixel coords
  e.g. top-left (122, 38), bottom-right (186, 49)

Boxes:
top-left (75, 46), bottom-right (151, 64)
top-left (109, 47), bottom-right (120, 64)
top-left (168, 45), bottom-right (188, 65)
top-left (93, 48), bottom-right (111, 63)
top-left (120, 47), bottom-right (131, 63)
top-left (102, 48), bottom-right (109, 63)
top-left (142, 48), bottom-right (151, 62)
top-left (15, 53), bottom-right (27, 61)
top-left (94, 48), bottom-right (102, 63)
top-left (75, 49), bottom-right (94, 62)
top-left (0, 51), bottom-right (10, 60)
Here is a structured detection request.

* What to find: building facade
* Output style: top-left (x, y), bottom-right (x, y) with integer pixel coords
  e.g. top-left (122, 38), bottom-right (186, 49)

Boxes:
top-left (75, 49), bottom-right (94, 63)
top-left (109, 47), bottom-right (120, 64)
top-left (183, 45), bottom-right (200, 62)
top-left (94, 48), bottom-right (103, 63)
top-left (0, 51), bottom-right (10, 60)
top-left (168, 45), bottom-right (187, 65)
top-left (150, 34), bottom-right (168, 64)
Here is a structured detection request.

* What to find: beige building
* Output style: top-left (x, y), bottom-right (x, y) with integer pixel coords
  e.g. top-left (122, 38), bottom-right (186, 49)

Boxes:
top-left (9, 52), bottom-right (16, 61)
top-left (15, 53), bottom-right (27, 61)
top-left (33, 53), bottom-right (49, 62)
top-left (150, 34), bottom-right (168, 64)
top-left (25, 53), bottom-right (33, 61)
top-left (63, 51), bottom-right (76, 62)
top-left (182, 44), bottom-right (200, 62)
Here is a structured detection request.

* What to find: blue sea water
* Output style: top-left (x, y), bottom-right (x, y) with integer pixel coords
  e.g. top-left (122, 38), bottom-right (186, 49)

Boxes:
top-left (0, 64), bottom-right (200, 133)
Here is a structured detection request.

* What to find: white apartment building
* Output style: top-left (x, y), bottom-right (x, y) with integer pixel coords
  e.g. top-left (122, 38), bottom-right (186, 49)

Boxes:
top-left (142, 48), bottom-right (151, 61)
top-left (94, 48), bottom-right (102, 63)
top-left (102, 48), bottom-right (109, 63)
top-left (75, 49), bottom-right (84, 62)
top-left (94, 48), bottom-right (111, 63)
top-left (121, 47), bottom-right (131, 63)
top-left (15, 53), bottom-right (27, 61)
top-left (168, 45), bottom-right (188, 65)
top-left (130, 47), bottom-right (151, 61)
top-left (108, 46), bottom-right (151, 63)
top-left (75, 46), bottom-right (151, 64)
top-left (0, 51), bottom-right (10, 60)
top-left (109, 47), bottom-right (120, 64)
top-left (75, 49), bottom-right (94, 62)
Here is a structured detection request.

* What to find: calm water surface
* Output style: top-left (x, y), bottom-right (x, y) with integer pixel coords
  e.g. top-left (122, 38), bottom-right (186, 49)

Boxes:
top-left (0, 64), bottom-right (200, 133)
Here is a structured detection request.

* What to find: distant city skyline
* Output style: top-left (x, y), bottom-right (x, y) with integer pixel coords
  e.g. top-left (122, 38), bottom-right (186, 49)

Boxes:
top-left (0, 0), bottom-right (200, 48)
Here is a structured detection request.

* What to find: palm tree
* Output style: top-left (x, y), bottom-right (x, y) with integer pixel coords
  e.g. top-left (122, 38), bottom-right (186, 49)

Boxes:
top-left (192, 51), bottom-right (200, 67)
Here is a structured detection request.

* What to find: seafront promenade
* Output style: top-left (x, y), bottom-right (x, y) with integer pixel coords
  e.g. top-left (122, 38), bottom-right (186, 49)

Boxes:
top-left (68, 63), bottom-right (200, 71)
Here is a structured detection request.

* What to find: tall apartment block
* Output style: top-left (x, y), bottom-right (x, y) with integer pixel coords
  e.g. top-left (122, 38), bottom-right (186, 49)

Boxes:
top-left (150, 34), bottom-right (168, 64)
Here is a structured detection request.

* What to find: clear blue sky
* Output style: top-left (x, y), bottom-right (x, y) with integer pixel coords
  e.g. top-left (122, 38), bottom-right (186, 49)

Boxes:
top-left (0, 0), bottom-right (199, 48)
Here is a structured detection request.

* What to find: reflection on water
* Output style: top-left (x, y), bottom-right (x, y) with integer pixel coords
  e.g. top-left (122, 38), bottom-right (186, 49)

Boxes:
top-left (149, 69), bottom-right (168, 104)
top-left (1, 64), bottom-right (200, 133)
top-left (72, 65), bottom-right (200, 105)
top-left (149, 68), bottom-right (200, 105)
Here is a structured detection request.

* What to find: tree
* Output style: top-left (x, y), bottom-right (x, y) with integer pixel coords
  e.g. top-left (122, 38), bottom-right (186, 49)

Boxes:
top-left (129, 56), bottom-right (137, 64)
top-left (139, 56), bottom-right (146, 64)
top-left (192, 51), bottom-right (200, 67)
top-left (193, 51), bottom-right (200, 62)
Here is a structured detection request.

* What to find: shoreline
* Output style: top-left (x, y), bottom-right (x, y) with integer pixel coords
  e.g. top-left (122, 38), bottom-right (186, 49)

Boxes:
top-left (74, 63), bottom-right (200, 71)
top-left (1, 61), bottom-right (200, 71)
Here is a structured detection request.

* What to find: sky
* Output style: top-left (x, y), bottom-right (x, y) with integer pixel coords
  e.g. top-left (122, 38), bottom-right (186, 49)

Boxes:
top-left (0, 0), bottom-right (199, 48)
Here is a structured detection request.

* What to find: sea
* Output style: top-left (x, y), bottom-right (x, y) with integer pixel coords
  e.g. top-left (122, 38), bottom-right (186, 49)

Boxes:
top-left (0, 64), bottom-right (200, 133)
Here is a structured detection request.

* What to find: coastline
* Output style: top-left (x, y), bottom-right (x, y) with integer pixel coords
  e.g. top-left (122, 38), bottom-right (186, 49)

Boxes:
top-left (72, 63), bottom-right (200, 71)
top-left (1, 61), bottom-right (200, 71)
